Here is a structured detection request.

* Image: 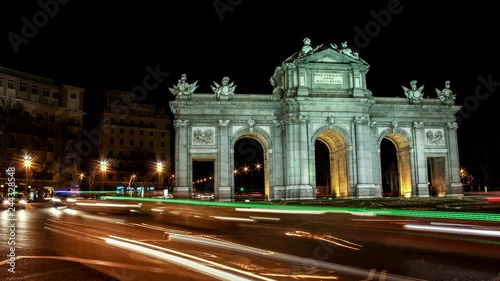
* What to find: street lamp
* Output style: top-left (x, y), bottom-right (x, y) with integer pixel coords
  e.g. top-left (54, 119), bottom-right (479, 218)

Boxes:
top-left (24, 155), bottom-right (32, 195)
top-left (156, 162), bottom-right (163, 197)
top-left (132, 174), bottom-right (137, 197)
top-left (79, 172), bottom-right (84, 196)
top-left (100, 160), bottom-right (107, 193)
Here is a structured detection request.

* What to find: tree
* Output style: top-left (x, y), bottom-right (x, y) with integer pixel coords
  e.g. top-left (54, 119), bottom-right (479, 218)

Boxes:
top-left (87, 167), bottom-right (100, 197)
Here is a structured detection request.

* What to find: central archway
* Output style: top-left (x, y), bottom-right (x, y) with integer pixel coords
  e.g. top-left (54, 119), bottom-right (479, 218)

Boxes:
top-left (316, 130), bottom-right (349, 198)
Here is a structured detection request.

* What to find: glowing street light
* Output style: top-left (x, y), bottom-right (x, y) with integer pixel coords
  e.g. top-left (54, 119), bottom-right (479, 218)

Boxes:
top-left (156, 162), bottom-right (163, 197)
top-left (79, 172), bottom-right (84, 191)
top-left (100, 160), bottom-right (107, 191)
top-left (24, 155), bottom-right (32, 194)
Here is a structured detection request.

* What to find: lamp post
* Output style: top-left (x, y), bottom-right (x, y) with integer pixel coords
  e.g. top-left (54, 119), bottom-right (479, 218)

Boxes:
top-left (79, 172), bottom-right (84, 197)
top-left (156, 162), bottom-right (163, 198)
top-left (100, 160), bottom-right (107, 193)
top-left (132, 174), bottom-right (137, 197)
top-left (24, 155), bottom-right (32, 195)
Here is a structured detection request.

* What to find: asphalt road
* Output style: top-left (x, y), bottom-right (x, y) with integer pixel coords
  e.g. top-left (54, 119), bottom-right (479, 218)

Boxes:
top-left (1, 200), bottom-right (499, 281)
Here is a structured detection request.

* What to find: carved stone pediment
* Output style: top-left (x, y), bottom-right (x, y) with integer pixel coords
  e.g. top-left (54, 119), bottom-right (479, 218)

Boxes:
top-left (294, 47), bottom-right (367, 65)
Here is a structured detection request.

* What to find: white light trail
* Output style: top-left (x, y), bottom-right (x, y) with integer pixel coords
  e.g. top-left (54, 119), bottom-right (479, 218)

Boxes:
top-left (404, 224), bottom-right (500, 237)
top-left (235, 208), bottom-right (326, 215)
top-left (107, 236), bottom-right (276, 281)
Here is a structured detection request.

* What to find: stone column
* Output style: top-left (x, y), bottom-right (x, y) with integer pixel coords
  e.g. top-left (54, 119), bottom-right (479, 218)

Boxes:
top-left (289, 116), bottom-right (301, 199)
top-left (413, 122), bottom-right (429, 197)
top-left (446, 122), bottom-right (463, 195)
top-left (298, 115), bottom-right (313, 199)
top-left (271, 120), bottom-right (286, 200)
top-left (173, 119), bottom-right (190, 199)
top-left (217, 120), bottom-right (232, 201)
top-left (354, 116), bottom-right (377, 197)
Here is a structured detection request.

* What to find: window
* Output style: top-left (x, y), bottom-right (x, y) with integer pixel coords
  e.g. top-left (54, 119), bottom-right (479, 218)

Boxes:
top-left (9, 138), bottom-right (15, 148)
top-left (36, 113), bottom-right (43, 120)
top-left (140, 120), bottom-right (144, 127)
top-left (140, 130), bottom-right (144, 136)
top-left (111, 118), bottom-right (115, 124)
top-left (150, 121), bottom-right (154, 127)
top-left (67, 173), bottom-right (73, 180)
top-left (31, 86), bottom-right (39, 95)
top-left (120, 129), bottom-right (124, 134)
top-left (67, 158), bottom-right (75, 166)
top-left (48, 115), bottom-right (55, 122)
top-left (8, 80), bottom-right (15, 89)
top-left (119, 139), bottom-right (124, 145)
top-left (161, 132), bottom-right (165, 137)
top-left (130, 120), bottom-right (134, 125)
top-left (149, 141), bottom-right (153, 147)
top-left (130, 129), bottom-right (134, 135)
top-left (140, 141), bottom-right (144, 147)
top-left (161, 142), bottom-right (165, 148)
top-left (108, 149), bottom-right (114, 157)
top-left (43, 88), bottom-right (50, 97)
top-left (110, 138), bottom-right (114, 145)
top-left (149, 131), bottom-right (153, 137)
top-left (70, 93), bottom-right (77, 99)
top-left (0, 77), bottom-right (3, 86)
top-left (52, 91), bottom-right (58, 98)
top-left (130, 140), bottom-right (134, 146)
top-left (110, 128), bottom-right (115, 133)
top-left (19, 83), bottom-right (27, 92)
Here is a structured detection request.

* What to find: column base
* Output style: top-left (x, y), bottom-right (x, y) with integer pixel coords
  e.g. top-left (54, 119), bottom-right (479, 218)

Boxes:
top-left (356, 184), bottom-right (382, 198)
top-left (217, 186), bottom-right (233, 202)
top-left (174, 186), bottom-right (190, 199)
top-left (447, 183), bottom-right (463, 196)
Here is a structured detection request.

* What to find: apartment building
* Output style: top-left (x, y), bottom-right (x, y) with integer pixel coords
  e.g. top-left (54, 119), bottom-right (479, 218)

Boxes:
top-left (96, 90), bottom-right (173, 192)
top-left (0, 66), bottom-right (84, 198)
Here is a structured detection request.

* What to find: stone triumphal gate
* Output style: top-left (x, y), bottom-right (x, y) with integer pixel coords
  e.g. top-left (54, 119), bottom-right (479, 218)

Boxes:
top-left (169, 39), bottom-right (463, 201)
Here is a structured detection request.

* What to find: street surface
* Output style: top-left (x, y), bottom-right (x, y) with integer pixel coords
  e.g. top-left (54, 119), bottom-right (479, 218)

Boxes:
top-left (1, 199), bottom-right (499, 281)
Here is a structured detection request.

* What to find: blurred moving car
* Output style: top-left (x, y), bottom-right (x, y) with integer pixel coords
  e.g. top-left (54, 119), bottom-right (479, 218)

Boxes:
top-left (52, 192), bottom-right (82, 207)
top-left (2, 193), bottom-right (27, 209)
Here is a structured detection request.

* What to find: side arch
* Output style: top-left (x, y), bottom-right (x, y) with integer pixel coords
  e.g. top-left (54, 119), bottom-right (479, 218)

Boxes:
top-left (230, 127), bottom-right (272, 199)
top-left (377, 128), bottom-right (413, 197)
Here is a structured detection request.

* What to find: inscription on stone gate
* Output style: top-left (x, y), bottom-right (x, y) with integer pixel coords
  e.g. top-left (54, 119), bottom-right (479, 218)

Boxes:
top-left (313, 72), bottom-right (343, 85)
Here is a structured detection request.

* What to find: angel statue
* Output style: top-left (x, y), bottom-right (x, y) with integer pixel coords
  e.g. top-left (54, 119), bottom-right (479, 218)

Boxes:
top-left (169, 74), bottom-right (198, 96)
top-left (211, 76), bottom-right (236, 98)
top-left (435, 81), bottom-right (456, 102)
top-left (402, 80), bottom-right (424, 102)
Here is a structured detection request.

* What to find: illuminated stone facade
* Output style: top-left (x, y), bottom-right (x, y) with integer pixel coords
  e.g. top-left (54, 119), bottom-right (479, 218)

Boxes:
top-left (170, 40), bottom-right (462, 201)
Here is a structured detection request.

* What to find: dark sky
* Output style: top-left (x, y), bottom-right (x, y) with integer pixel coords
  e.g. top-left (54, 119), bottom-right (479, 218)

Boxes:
top-left (1, 1), bottom-right (499, 182)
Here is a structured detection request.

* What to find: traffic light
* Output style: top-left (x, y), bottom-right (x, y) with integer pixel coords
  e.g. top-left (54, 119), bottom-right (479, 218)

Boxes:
top-left (239, 186), bottom-right (245, 192)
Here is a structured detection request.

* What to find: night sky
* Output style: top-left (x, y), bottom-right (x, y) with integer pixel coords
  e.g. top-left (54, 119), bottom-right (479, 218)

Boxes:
top-left (1, 1), bottom-right (499, 185)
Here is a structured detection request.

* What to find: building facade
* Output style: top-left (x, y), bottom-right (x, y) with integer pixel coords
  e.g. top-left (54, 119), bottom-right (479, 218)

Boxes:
top-left (0, 66), bottom-right (84, 198)
top-left (170, 39), bottom-right (463, 201)
top-left (96, 90), bottom-right (173, 194)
